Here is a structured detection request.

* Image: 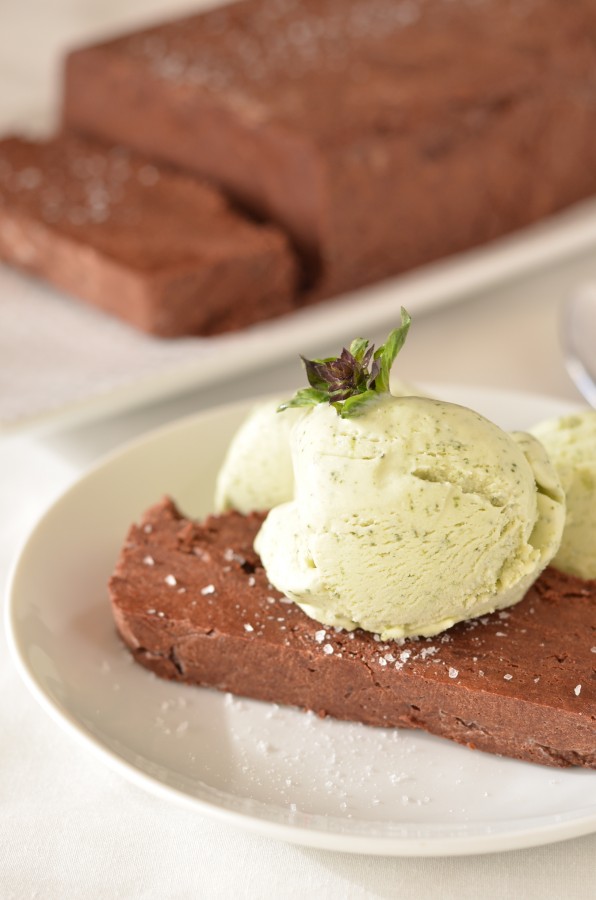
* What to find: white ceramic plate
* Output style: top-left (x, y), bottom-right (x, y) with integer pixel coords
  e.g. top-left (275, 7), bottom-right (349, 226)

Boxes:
top-left (6, 385), bottom-right (596, 856)
top-left (5, 193), bottom-right (596, 436)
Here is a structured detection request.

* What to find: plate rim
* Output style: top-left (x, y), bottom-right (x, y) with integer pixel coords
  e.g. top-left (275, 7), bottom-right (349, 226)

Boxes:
top-left (6, 385), bottom-right (596, 857)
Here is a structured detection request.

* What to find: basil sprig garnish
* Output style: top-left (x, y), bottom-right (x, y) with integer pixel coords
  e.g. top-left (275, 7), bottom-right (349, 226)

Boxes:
top-left (279, 307), bottom-right (411, 419)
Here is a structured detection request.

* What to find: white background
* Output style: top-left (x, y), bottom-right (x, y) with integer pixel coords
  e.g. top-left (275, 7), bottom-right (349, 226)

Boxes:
top-left (1, 1), bottom-right (596, 897)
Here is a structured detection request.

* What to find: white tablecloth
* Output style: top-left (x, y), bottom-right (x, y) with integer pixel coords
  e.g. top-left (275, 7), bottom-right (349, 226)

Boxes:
top-left (2, 2), bottom-right (596, 897)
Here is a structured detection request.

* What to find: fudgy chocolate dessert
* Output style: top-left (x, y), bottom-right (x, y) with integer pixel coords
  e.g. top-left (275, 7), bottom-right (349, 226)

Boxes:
top-left (0, 134), bottom-right (297, 336)
top-left (64, 0), bottom-right (596, 297)
top-left (109, 497), bottom-right (596, 769)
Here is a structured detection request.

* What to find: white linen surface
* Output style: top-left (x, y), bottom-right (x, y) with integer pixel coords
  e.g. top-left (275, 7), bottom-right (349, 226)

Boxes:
top-left (1, 1), bottom-right (596, 897)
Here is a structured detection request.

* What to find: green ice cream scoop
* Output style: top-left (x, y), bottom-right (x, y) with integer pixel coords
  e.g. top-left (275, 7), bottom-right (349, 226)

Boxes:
top-left (214, 398), bottom-right (300, 515)
top-left (531, 410), bottom-right (596, 580)
top-left (214, 380), bottom-right (424, 515)
top-left (255, 396), bottom-right (566, 639)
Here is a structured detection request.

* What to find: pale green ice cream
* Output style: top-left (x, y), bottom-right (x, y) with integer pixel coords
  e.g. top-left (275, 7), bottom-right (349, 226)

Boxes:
top-left (254, 395), bottom-right (565, 639)
top-left (215, 399), bottom-right (301, 514)
top-left (531, 410), bottom-right (596, 580)
top-left (215, 380), bottom-right (422, 514)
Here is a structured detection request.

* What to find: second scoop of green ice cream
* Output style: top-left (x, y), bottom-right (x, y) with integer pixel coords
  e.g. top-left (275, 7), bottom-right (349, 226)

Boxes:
top-left (531, 410), bottom-right (596, 580)
top-left (255, 395), bottom-right (566, 639)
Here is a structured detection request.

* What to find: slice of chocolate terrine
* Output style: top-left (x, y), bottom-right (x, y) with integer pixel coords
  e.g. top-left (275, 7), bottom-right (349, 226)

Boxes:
top-left (0, 134), bottom-right (297, 336)
top-left (109, 497), bottom-right (596, 769)
top-left (64, 0), bottom-right (596, 297)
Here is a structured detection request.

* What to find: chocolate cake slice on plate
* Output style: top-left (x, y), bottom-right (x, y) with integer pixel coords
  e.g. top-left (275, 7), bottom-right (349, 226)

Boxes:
top-left (109, 497), bottom-right (596, 769)
top-left (0, 134), bottom-right (297, 337)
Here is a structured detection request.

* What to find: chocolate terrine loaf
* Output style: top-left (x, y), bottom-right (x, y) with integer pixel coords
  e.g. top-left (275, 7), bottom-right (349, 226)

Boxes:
top-left (0, 134), bottom-right (297, 336)
top-left (109, 497), bottom-right (596, 769)
top-left (65, 0), bottom-right (596, 297)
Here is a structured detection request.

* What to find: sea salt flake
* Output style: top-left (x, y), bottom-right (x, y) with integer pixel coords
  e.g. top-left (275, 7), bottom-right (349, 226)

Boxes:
top-left (378, 658), bottom-right (387, 667)
top-left (389, 772), bottom-right (409, 785)
top-left (164, 574), bottom-right (177, 586)
top-left (201, 584), bottom-right (216, 595)
top-left (223, 547), bottom-right (245, 563)
top-left (574, 684), bottom-right (582, 696)
top-left (244, 623), bottom-right (254, 632)
top-left (315, 630), bottom-right (326, 643)
top-left (143, 555), bottom-right (155, 566)
top-left (448, 667), bottom-right (459, 679)
top-left (138, 164), bottom-right (159, 186)
top-left (399, 650), bottom-right (411, 663)
top-left (18, 167), bottom-right (42, 189)
top-left (147, 609), bottom-right (156, 615)
top-left (248, 576), bottom-right (256, 587)
top-left (323, 643), bottom-right (334, 655)
top-left (504, 673), bottom-right (513, 681)
top-left (157, 611), bottom-right (166, 618)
